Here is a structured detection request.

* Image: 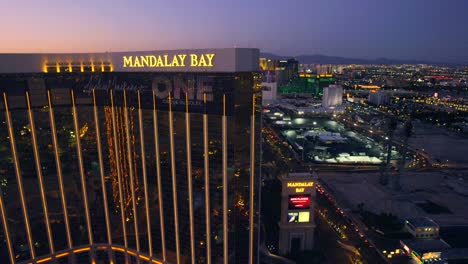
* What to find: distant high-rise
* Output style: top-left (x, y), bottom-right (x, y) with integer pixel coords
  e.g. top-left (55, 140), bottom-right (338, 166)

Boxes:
top-left (368, 90), bottom-right (390, 106)
top-left (261, 82), bottom-right (278, 105)
top-left (315, 64), bottom-right (332, 75)
top-left (322, 85), bottom-right (343, 108)
top-left (283, 59), bottom-right (299, 81)
top-left (0, 48), bottom-right (262, 264)
top-left (259, 58), bottom-right (298, 85)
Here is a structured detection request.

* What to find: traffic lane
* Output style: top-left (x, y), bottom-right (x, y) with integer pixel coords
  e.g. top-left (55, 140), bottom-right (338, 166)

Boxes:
top-left (315, 212), bottom-right (354, 264)
top-left (316, 185), bottom-right (389, 263)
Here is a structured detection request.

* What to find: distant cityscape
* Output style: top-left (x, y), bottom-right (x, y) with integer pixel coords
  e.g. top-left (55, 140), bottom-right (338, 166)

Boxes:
top-left (0, 49), bottom-right (467, 264)
top-left (260, 55), bottom-right (468, 264)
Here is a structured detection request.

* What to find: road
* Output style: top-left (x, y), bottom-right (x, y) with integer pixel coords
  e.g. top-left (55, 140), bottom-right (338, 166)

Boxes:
top-left (316, 183), bottom-right (390, 264)
top-left (315, 212), bottom-right (355, 264)
top-left (317, 180), bottom-right (415, 264)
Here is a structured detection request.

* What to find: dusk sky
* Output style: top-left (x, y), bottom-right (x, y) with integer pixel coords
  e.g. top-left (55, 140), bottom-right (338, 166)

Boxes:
top-left (0, 0), bottom-right (467, 63)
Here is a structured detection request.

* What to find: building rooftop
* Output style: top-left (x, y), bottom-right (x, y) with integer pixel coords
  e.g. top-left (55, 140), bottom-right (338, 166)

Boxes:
top-left (282, 172), bottom-right (319, 185)
top-left (401, 239), bottom-right (451, 253)
top-left (406, 217), bottom-right (440, 228)
top-left (284, 172), bottom-right (315, 179)
top-left (440, 248), bottom-right (468, 260)
top-left (0, 48), bottom-right (259, 73)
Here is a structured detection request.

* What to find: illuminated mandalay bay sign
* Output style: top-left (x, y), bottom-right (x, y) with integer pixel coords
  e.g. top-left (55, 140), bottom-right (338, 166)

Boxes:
top-left (287, 181), bottom-right (314, 193)
top-left (287, 182), bottom-right (314, 188)
top-left (122, 53), bottom-right (215, 68)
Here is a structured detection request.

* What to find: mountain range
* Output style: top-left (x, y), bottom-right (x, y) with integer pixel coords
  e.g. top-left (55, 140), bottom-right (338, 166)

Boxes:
top-left (260, 52), bottom-right (465, 66)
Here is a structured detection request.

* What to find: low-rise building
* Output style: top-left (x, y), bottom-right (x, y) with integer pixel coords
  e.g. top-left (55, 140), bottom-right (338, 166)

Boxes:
top-left (404, 217), bottom-right (440, 239)
top-left (401, 239), bottom-right (451, 263)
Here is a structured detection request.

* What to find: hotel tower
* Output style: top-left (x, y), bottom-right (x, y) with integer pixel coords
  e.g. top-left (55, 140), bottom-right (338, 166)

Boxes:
top-left (0, 48), bottom-right (261, 264)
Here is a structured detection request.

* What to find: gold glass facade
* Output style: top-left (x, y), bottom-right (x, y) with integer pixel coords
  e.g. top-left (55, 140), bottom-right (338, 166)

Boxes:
top-left (0, 71), bottom-right (261, 264)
